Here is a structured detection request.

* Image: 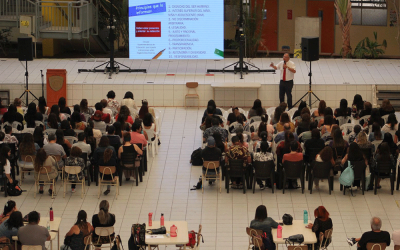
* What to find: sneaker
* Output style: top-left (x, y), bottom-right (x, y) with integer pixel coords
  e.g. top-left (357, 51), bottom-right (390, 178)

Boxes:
top-left (48, 189), bottom-right (53, 196)
top-left (209, 180), bottom-right (214, 185)
top-left (103, 189), bottom-right (110, 195)
top-left (347, 238), bottom-right (356, 246)
top-left (71, 189), bottom-right (76, 193)
top-left (259, 183), bottom-right (265, 190)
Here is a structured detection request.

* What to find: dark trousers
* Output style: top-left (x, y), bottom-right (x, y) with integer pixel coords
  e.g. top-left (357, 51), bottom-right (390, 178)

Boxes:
top-left (279, 80), bottom-right (294, 108)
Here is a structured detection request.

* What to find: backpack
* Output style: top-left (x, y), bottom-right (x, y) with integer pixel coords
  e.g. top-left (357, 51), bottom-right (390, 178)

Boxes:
top-left (111, 235), bottom-right (123, 250)
top-left (339, 161), bottom-right (354, 187)
top-left (7, 181), bottom-right (22, 196)
top-left (186, 230), bottom-right (204, 248)
top-left (190, 148), bottom-right (203, 166)
top-left (132, 224), bottom-right (146, 246)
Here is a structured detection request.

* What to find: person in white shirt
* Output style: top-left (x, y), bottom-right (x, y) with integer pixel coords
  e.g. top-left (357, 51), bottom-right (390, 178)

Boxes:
top-left (0, 146), bottom-right (14, 185)
top-left (72, 132), bottom-right (92, 158)
top-left (270, 53), bottom-right (297, 109)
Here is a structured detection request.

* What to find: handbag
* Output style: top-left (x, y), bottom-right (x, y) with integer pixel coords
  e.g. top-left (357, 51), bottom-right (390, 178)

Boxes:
top-left (282, 214), bottom-right (293, 225)
top-left (339, 161), bottom-right (354, 187)
top-left (111, 235), bottom-right (123, 250)
top-left (285, 234), bottom-right (304, 245)
top-left (146, 226), bottom-right (166, 235)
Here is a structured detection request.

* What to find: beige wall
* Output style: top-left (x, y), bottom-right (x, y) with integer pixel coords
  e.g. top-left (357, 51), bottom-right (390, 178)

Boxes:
top-left (278, 0), bottom-right (307, 53)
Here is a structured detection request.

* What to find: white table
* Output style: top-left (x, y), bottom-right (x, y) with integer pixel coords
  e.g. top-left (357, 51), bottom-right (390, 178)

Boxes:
top-left (13, 217), bottom-right (61, 250)
top-left (211, 82), bottom-right (262, 100)
top-left (145, 221), bottom-right (189, 250)
top-left (271, 220), bottom-right (317, 250)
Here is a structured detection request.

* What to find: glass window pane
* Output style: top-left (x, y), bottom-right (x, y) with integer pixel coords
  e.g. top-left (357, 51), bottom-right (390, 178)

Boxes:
top-left (362, 8), bottom-right (387, 26)
top-left (336, 8), bottom-right (361, 25)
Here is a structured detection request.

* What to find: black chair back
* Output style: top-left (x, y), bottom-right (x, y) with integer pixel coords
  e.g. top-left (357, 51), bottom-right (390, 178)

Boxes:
top-left (351, 160), bottom-right (366, 180)
top-left (282, 160), bottom-right (304, 179)
top-left (228, 159), bottom-right (245, 177)
top-left (311, 161), bottom-right (332, 179)
top-left (307, 147), bottom-right (323, 163)
top-left (253, 161), bottom-right (275, 178)
top-left (110, 144), bottom-right (121, 154)
top-left (120, 151), bottom-right (137, 166)
top-left (376, 160), bottom-right (394, 176)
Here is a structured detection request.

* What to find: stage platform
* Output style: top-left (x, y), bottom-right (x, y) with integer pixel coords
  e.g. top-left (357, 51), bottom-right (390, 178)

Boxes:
top-left (0, 58), bottom-right (399, 108)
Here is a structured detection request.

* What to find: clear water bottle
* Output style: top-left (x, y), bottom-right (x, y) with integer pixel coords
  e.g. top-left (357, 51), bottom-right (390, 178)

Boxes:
top-left (303, 210), bottom-right (308, 224)
top-left (47, 221), bottom-right (50, 230)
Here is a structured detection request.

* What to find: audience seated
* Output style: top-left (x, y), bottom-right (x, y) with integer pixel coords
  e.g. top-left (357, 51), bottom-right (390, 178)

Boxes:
top-left (143, 113), bottom-right (156, 137)
top-left (271, 106), bottom-right (284, 125)
top-left (227, 107), bottom-right (247, 125)
top-left (370, 142), bottom-right (395, 189)
top-left (34, 148), bottom-right (58, 195)
top-left (365, 109), bottom-right (384, 128)
top-left (304, 128), bottom-right (325, 163)
top-left (93, 136), bottom-right (117, 165)
top-left (312, 100), bottom-right (326, 118)
top-left (254, 131), bottom-right (269, 152)
top-left (71, 111), bottom-right (86, 130)
top-left (282, 140), bottom-right (303, 163)
top-left (0, 146), bottom-right (14, 187)
top-left (341, 142), bottom-right (367, 188)
top-left (92, 200), bottom-right (115, 244)
top-left (248, 99), bottom-right (266, 118)
top-left (348, 125), bottom-right (362, 144)
top-left (356, 132), bottom-right (374, 153)
top-left (106, 90), bottom-right (120, 115)
top-left (276, 113), bottom-right (294, 132)
top-left (92, 103), bottom-right (111, 124)
top-left (24, 103), bottom-right (43, 128)
top-left (2, 104), bottom-right (24, 130)
top-left (130, 121), bottom-right (148, 148)
top-left (107, 125), bottom-right (122, 150)
top-left (201, 106), bottom-right (223, 130)
top-left (369, 122), bottom-right (383, 142)
top-left (296, 113), bottom-right (311, 135)
top-left (276, 132), bottom-right (301, 163)
top-left (251, 115), bottom-right (273, 142)
top-left (121, 91), bottom-right (139, 117)
top-left (20, 133), bottom-right (40, 154)
top-left (73, 104), bottom-right (86, 122)
top-left (33, 127), bottom-right (47, 148)
top-left (0, 200), bottom-right (17, 224)
top-left (236, 130), bottom-right (248, 148)
top-left (378, 133), bottom-right (398, 157)
top-left (253, 141), bottom-right (274, 189)
top-left (203, 100), bottom-right (223, 118)
top-left (56, 129), bottom-right (72, 156)
top-left (201, 136), bottom-right (221, 185)
top-left (306, 206), bottom-right (333, 249)
top-left (321, 115), bottom-right (335, 136)
top-left (347, 217), bottom-right (390, 250)
top-left (0, 97), bottom-right (7, 115)
top-left (299, 121), bottom-right (318, 142)
top-left (359, 101), bottom-right (372, 118)
top-left (98, 147), bottom-right (118, 195)
top-left (80, 99), bottom-right (93, 116)
top-left (318, 107), bottom-right (334, 128)
top-left (203, 118), bottom-right (228, 143)
top-left (381, 113), bottom-right (398, 134)
top-left (225, 136), bottom-right (251, 189)
top-left (65, 147), bottom-right (85, 193)
top-left (72, 132), bottom-right (92, 158)
top-left (0, 210), bottom-right (23, 241)
top-left (250, 205), bottom-right (278, 250)
top-left (379, 99), bottom-right (395, 116)
top-left (13, 98), bottom-right (24, 116)
top-left (212, 132), bottom-right (227, 153)
top-left (51, 104), bottom-right (66, 122)
top-left (44, 133), bottom-right (67, 168)
top-left (101, 99), bottom-right (113, 117)
top-left (47, 113), bottom-right (60, 129)
top-left (118, 133), bottom-right (142, 181)
top-left (115, 105), bottom-right (134, 125)
top-left (334, 99), bottom-right (352, 118)
top-left (18, 211), bottom-right (51, 250)
top-left (87, 120), bottom-right (102, 143)
top-left (352, 94), bottom-right (364, 119)
top-left (292, 101), bottom-right (306, 119)
top-left (60, 210), bottom-right (93, 250)
top-left (312, 147), bottom-right (335, 188)
top-left (3, 126), bottom-right (18, 146)
top-left (329, 129), bottom-right (349, 162)
top-left (274, 123), bottom-right (298, 143)
top-left (61, 120), bottom-right (76, 137)
top-left (138, 99), bottom-right (155, 120)
top-left (84, 125), bottom-right (98, 153)
top-left (59, 97), bottom-right (71, 115)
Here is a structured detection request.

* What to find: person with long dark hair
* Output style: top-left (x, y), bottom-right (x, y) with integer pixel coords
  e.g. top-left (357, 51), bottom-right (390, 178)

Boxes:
top-left (276, 113), bottom-right (294, 132)
top-left (0, 211), bottom-right (23, 240)
top-left (58, 97), bottom-right (71, 115)
top-left (321, 115), bottom-right (334, 135)
top-left (227, 107), bottom-right (247, 125)
top-left (379, 99), bottom-right (395, 116)
top-left (33, 127), bottom-right (47, 148)
top-left (312, 147), bottom-right (335, 188)
top-left (351, 94), bottom-right (364, 119)
top-left (250, 205), bottom-right (279, 250)
top-left (202, 100), bottom-right (223, 118)
top-left (248, 99), bottom-right (266, 118)
top-left (2, 104), bottom-right (24, 130)
top-left (306, 206), bottom-right (333, 249)
top-left (297, 113), bottom-right (311, 135)
top-left (19, 133), bottom-right (39, 156)
top-left (212, 132), bottom-right (227, 153)
top-left (118, 133), bottom-right (142, 181)
top-left (46, 113), bottom-right (59, 129)
top-left (381, 113), bottom-right (398, 134)
top-left (0, 147), bottom-right (13, 193)
top-left (56, 129), bottom-right (71, 156)
top-left (115, 105), bottom-right (134, 125)
top-left (73, 104), bottom-right (86, 122)
top-left (61, 120), bottom-right (76, 137)
top-left (369, 122), bottom-right (383, 142)
top-left (329, 128), bottom-right (349, 164)
top-left (271, 106), bottom-right (284, 125)
top-left (106, 90), bottom-right (120, 114)
top-left (37, 97), bottom-right (49, 115)
top-left (366, 108), bottom-right (384, 127)
top-left (334, 99), bottom-right (351, 118)
top-left (138, 100), bottom-right (155, 119)
top-left (51, 104), bottom-right (66, 122)
top-left (70, 111), bottom-right (86, 130)
top-left (0, 200), bottom-right (17, 224)
top-left (318, 107), bottom-right (334, 128)
top-left (251, 115), bottom-right (273, 142)
top-left (370, 142), bottom-right (395, 189)
top-left (313, 100), bottom-right (326, 118)
top-left (292, 101), bottom-right (307, 119)
top-left (60, 210), bottom-right (93, 250)
top-left (276, 131), bottom-right (301, 162)
top-left (99, 147), bottom-right (118, 195)
top-left (378, 133), bottom-right (398, 157)
top-left (341, 142), bottom-right (367, 187)
top-left (80, 99), bottom-right (93, 115)
top-left (34, 148), bottom-right (58, 195)
top-left (65, 147), bottom-right (85, 193)
top-left (359, 101), bottom-right (372, 118)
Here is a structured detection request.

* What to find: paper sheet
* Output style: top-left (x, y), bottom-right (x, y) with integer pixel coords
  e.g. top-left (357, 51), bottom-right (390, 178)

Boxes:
top-left (146, 235), bottom-right (165, 239)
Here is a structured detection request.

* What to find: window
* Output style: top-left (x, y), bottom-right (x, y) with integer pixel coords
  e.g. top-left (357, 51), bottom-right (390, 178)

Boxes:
top-left (335, 0), bottom-right (387, 26)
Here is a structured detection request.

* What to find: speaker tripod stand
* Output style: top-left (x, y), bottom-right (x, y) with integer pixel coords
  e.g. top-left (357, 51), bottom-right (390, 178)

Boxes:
top-left (19, 59), bottom-right (39, 106)
top-left (293, 61), bottom-right (320, 108)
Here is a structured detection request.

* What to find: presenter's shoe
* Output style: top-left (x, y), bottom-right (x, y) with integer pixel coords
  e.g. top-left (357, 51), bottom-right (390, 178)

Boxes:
top-left (347, 238), bottom-right (356, 246)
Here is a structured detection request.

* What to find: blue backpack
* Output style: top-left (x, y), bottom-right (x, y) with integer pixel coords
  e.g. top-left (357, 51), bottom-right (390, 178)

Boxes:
top-left (339, 161), bottom-right (354, 186)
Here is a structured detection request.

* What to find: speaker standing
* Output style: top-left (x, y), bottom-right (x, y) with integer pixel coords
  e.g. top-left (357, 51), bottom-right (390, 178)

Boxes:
top-left (270, 53), bottom-right (296, 109)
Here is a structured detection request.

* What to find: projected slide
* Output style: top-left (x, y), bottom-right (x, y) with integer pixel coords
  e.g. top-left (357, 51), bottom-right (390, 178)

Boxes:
top-left (128, 1), bottom-right (224, 60)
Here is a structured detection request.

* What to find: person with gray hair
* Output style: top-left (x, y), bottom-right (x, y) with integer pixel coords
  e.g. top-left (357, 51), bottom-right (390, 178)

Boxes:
top-left (347, 217), bottom-right (390, 250)
top-left (43, 133), bottom-right (66, 168)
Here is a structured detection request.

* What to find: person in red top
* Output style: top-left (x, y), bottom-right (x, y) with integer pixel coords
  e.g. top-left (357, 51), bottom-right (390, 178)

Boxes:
top-left (0, 97), bottom-right (7, 115)
top-left (282, 141), bottom-right (303, 163)
top-left (91, 102), bottom-right (111, 124)
top-left (115, 106), bottom-right (134, 125)
top-left (276, 131), bottom-right (302, 162)
top-left (130, 121), bottom-right (148, 148)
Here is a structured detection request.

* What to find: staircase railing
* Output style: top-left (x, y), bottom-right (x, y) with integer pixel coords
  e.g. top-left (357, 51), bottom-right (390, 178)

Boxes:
top-left (0, 0), bottom-right (35, 21)
top-left (33, 0), bottom-right (98, 40)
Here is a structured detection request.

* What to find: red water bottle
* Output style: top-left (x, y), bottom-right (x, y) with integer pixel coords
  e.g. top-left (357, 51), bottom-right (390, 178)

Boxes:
top-left (160, 213), bottom-right (164, 227)
top-left (148, 213), bottom-right (153, 226)
top-left (49, 207), bottom-right (54, 221)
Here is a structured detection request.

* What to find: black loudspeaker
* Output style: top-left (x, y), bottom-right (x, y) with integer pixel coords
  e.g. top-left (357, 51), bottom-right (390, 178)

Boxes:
top-left (302, 37), bottom-right (319, 62)
top-left (18, 37), bottom-right (33, 61)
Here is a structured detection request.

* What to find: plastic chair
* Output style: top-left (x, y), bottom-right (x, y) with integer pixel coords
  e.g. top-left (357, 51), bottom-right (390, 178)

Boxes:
top-left (93, 226), bottom-right (115, 249)
top-left (340, 123), bottom-right (355, 135)
top-left (288, 107), bottom-right (297, 119)
top-left (35, 121), bottom-right (45, 128)
top-left (282, 160), bottom-right (305, 194)
top-left (64, 165), bottom-right (85, 198)
top-left (65, 136), bottom-right (78, 145)
top-left (252, 161), bottom-right (275, 193)
top-left (93, 121), bottom-right (107, 134)
top-left (49, 155), bottom-right (63, 180)
top-left (18, 155), bottom-right (36, 186)
top-left (185, 82), bottom-right (199, 108)
top-left (342, 160), bottom-right (366, 195)
top-left (357, 115), bottom-right (371, 125)
top-left (373, 160), bottom-right (395, 195)
top-left (142, 126), bottom-right (158, 159)
top-left (309, 161), bottom-right (333, 194)
top-left (366, 243), bottom-right (387, 250)
top-left (202, 161), bottom-right (221, 193)
top-left (226, 159), bottom-right (246, 194)
top-left (336, 116), bottom-right (351, 127)
top-left (313, 116), bottom-right (324, 124)
top-left (318, 228), bottom-right (333, 250)
top-left (246, 227), bottom-right (264, 250)
top-left (120, 151), bottom-right (141, 186)
top-left (288, 246), bottom-right (308, 250)
top-left (98, 166), bottom-right (119, 199)
top-left (381, 115), bottom-right (389, 124)
top-left (34, 165), bottom-right (57, 199)
top-left (44, 128), bottom-right (57, 135)
top-left (12, 121), bottom-right (23, 132)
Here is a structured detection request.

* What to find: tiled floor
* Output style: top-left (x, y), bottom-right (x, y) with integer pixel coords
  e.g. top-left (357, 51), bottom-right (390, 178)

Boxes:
top-left (7, 107), bottom-right (400, 250)
top-left (1, 58), bottom-right (400, 85)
